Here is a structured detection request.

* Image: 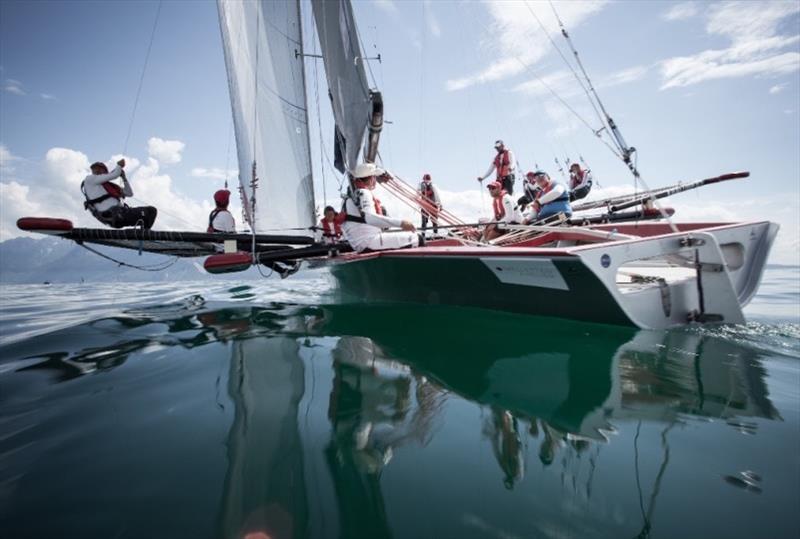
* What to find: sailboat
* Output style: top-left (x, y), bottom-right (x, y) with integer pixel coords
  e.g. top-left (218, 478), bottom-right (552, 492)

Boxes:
top-left (16, 0), bottom-right (779, 330)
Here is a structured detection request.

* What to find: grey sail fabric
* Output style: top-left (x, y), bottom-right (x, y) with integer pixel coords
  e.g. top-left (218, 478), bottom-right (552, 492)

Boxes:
top-left (218, 0), bottom-right (315, 233)
top-left (311, 0), bottom-right (372, 174)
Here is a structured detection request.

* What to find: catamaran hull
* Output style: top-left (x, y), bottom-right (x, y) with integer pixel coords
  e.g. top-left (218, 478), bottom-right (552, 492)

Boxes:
top-left (328, 221), bottom-right (778, 329)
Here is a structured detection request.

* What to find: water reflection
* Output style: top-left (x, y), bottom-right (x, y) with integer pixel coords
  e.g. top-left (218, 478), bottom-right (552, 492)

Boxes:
top-left (0, 301), bottom-right (791, 539)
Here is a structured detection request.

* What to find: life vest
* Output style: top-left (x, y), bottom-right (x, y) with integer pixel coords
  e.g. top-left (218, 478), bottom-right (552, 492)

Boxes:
top-left (81, 180), bottom-right (123, 211)
top-left (343, 188), bottom-right (384, 224)
top-left (570, 169), bottom-right (592, 190)
top-left (493, 150), bottom-right (512, 179)
top-left (492, 190), bottom-right (508, 220)
top-left (207, 208), bottom-right (231, 233)
top-left (420, 182), bottom-right (435, 201)
top-left (540, 182), bottom-right (570, 203)
top-left (320, 218), bottom-right (342, 238)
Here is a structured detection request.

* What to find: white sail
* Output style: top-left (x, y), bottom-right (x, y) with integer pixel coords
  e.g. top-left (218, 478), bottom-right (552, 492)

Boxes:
top-left (218, 0), bottom-right (315, 233)
top-left (311, 0), bottom-right (372, 173)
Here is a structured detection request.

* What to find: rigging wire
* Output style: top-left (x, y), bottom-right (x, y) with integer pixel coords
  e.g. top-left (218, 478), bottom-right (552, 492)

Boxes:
top-left (418, 1), bottom-right (427, 175)
top-left (78, 242), bottom-right (179, 272)
top-left (122, 1), bottom-right (162, 155)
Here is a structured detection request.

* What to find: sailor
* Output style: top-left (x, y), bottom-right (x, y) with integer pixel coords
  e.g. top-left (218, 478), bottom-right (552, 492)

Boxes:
top-left (208, 189), bottom-right (236, 233)
top-left (319, 205), bottom-right (343, 244)
top-left (477, 140), bottom-right (517, 195)
top-left (568, 163), bottom-right (593, 201)
top-left (517, 171), bottom-right (541, 211)
top-left (483, 180), bottom-right (522, 241)
top-left (81, 159), bottom-right (157, 229)
top-left (528, 170), bottom-right (572, 222)
top-left (342, 162), bottom-right (419, 252)
top-left (418, 173), bottom-right (442, 234)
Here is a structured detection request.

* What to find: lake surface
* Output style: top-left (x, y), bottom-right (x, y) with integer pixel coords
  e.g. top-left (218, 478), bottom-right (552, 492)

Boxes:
top-left (1, 266), bottom-right (798, 539)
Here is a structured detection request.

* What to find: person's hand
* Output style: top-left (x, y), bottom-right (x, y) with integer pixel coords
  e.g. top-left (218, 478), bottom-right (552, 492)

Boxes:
top-left (117, 159), bottom-right (126, 168)
top-left (400, 220), bottom-right (416, 232)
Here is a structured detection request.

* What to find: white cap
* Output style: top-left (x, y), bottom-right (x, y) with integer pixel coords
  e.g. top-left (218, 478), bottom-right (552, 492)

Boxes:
top-left (352, 162), bottom-right (384, 179)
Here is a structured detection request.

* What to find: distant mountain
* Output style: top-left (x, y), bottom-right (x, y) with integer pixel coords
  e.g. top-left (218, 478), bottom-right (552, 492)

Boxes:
top-left (0, 236), bottom-right (265, 283)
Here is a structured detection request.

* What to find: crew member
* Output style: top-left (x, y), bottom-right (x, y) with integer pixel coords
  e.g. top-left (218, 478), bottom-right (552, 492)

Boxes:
top-left (342, 163), bottom-right (419, 252)
top-left (81, 159), bottom-right (157, 229)
top-left (483, 181), bottom-right (522, 241)
top-left (568, 163), bottom-right (592, 201)
top-left (208, 189), bottom-right (236, 233)
top-left (418, 173), bottom-right (442, 234)
top-left (529, 170), bottom-right (572, 222)
top-left (319, 205), bottom-right (343, 244)
top-left (477, 140), bottom-right (517, 195)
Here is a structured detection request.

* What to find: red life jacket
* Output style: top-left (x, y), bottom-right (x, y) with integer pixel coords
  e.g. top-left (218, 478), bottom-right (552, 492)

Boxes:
top-left (492, 190), bottom-right (508, 220)
top-left (570, 170), bottom-right (583, 190)
top-left (493, 150), bottom-right (511, 179)
top-left (82, 180), bottom-right (124, 211)
top-left (373, 196), bottom-right (383, 215)
top-left (421, 182), bottom-right (435, 200)
top-left (320, 218), bottom-right (342, 238)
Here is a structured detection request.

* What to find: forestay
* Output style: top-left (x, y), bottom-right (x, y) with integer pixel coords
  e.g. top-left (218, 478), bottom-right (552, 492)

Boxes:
top-left (218, 0), bottom-right (315, 233)
top-left (311, 0), bottom-right (372, 173)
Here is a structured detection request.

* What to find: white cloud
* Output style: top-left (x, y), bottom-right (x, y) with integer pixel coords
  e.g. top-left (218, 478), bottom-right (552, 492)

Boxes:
top-left (147, 137), bottom-right (185, 165)
top-left (0, 144), bottom-right (20, 176)
top-left (769, 82), bottom-right (788, 94)
top-left (660, 1), bottom-right (800, 89)
top-left (661, 2), bottom-right (699, 22)
top-left (446, 0), bottom-right (609, 92)
top-left (424, 0), bottom-right (441, 38)
top-left (600, 65), bottom-right (649, 87)
top-left (190, 167), bottom-right (237, 181)
top-left (0, 143), bottom-right (241, 243)
top-left (374, 0), bottom-right (398, 16)
top-left (3, 78), bottom-right (25, 95)
top-left (40, 93), bottom-right (57, 101)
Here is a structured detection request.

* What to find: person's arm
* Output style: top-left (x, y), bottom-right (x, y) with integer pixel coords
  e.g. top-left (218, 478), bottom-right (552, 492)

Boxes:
top-left (432, 185), bottom-right (442, 208)
top-left (83, 166), bottom-right (123, 187)
top-left (507, 150), bottom-right (517, 174)
top-left (478, 161), bottom-right (495, 181)
top-left (120, 171), bottom-right (133, 197)
top-left (502, 196), bottom-right (520, 223)
top-left (358, 189), bottom-right (405, 228)
top-left (538, 183), bottom-right (567, 204)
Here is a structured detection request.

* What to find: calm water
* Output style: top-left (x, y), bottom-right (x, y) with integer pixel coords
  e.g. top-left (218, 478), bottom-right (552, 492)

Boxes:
top-left (1, 267), bottom-right (798, 539)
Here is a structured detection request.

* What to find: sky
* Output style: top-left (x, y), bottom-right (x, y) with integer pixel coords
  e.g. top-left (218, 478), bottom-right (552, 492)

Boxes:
top-left (0, 0), bottom-right (798, 263)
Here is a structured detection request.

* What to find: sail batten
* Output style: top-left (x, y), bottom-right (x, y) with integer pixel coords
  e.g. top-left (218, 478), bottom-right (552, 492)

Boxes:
top-left (311, 0), bottom-right (372, 174)
top-left (218, 0), bottom-right (315, 233)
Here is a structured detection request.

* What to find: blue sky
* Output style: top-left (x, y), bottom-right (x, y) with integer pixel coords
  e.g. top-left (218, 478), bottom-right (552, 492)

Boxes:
top-left (1, 0), bottom-right (798, 262)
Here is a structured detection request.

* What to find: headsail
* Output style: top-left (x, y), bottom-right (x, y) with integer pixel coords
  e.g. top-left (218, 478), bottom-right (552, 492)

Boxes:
top-left (311, 0), bottom-right (372, 173)
top-left (218, 0), bottom-right (315, 233)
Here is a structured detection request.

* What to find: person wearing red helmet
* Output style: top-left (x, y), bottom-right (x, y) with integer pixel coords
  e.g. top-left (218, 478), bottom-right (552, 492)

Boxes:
top-left (568, 162), bottom-right (593, 201)
top-left (483, 180), bottom-right (522, 241)
top-left (418, 173), bottom-right (442, 234)
top-left (208, 189), bottom-right (236, 233)
top-left (80, 158), bottom-right (157, 229)
top-left (477, 140), bottom-right (517, 195)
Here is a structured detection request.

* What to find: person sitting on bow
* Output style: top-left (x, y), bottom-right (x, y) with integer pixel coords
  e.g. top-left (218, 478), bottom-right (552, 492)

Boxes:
top-left (208, 189), bottom-right (236, 233)
top-left (418, 173), bottom-right (442, 235)
top-left (81, 159), bottom-right (157, 229)
top-left (319, 205), bottom-right (343, 244)
top-left (483, 180), bottom-right (522, 241)
top-left (568, 163), bottom-right (593, 201)
top-left (525, 170), bottom-right (572, 223)
top-left (341, 163), bottom-right (419, 252)
top-left (477, 140), bottom-right (517, 195)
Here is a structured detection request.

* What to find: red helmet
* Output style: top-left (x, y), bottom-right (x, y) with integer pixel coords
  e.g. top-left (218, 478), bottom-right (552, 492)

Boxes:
top-left (214, 189), bottom-right (231, 207)
top-left (487, 181), bottom-right (502, 190)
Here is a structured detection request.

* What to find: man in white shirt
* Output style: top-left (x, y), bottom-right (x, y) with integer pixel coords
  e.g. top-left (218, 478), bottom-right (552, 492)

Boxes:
top-left (342, 163), bottom-right (419, 252)
top-left (81, 159), bottom-right (157, 229)
top-left (208, 189), bottom-right (236, 233)
top-left (483, 180), bottom-right (522, 241)
top-left (418, 173), bottom-right (442, 234)
top-left (477, 140), bottom-right (517, 195)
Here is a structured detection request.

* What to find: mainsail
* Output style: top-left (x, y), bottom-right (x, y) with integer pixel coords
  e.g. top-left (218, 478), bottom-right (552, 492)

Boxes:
top-left (311, 0), bottom-right (372, 173)
top-left (218, 0), bottom-right (315, 233)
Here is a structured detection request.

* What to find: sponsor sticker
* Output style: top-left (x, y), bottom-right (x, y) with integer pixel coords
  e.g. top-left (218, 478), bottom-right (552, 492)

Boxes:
top-left (481, 258), bottom-right (570, 290)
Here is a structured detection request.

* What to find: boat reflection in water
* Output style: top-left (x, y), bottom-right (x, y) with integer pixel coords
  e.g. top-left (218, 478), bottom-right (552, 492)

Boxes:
top-left (209, 302), bottom-right (786, 539)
